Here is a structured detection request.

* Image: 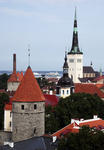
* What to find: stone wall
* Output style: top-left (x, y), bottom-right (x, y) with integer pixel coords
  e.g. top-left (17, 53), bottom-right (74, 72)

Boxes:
top-left (12, 101), bottom-right (45, 142)
top-left (0, 131), bottom-right (12, 145)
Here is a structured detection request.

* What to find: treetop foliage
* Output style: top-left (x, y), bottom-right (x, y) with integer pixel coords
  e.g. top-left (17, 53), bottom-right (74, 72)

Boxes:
top-left (45, 93), bottom-right (104, 134)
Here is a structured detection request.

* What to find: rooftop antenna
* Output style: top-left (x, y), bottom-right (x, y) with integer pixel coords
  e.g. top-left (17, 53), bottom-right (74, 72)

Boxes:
top-left (28, 44), bottom-right (31, 67)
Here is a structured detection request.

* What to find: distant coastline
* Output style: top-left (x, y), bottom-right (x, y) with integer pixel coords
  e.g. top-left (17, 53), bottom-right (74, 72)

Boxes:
top-left (0, 70), bottom-right (63, 78)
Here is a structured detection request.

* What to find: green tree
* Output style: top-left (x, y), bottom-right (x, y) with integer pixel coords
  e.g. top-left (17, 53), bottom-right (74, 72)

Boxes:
top-left (0, 93), bottom-right (9, 129)
top-left (58, 126), bottom-right (104, 150)
top-left (0, 73), bottom-right (9, 90)
top-left (45, 93), bottom-right (104, 134)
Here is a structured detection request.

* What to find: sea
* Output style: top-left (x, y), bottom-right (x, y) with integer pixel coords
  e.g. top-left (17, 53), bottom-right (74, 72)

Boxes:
top-left (0, 70), bottom-right (63, 78)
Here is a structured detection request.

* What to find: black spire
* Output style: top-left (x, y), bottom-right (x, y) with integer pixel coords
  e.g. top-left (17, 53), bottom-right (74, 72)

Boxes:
top-left (57, 51), bottom-right (74, 88)
top-left (63, 51), bottom-right (68, 76)
top-left (68, 8), bottom-right (83, 54)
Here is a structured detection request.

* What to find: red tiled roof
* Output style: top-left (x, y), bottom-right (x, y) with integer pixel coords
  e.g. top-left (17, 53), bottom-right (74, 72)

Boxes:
top-left (52, 118), bottom-right (104, 138)
top-left (79, 119), bottom-right (104, 128)
top-left (8, 71), bottom-right (19, 82)
top-left (95, 84), bottom-right (104, 89)
top-left (0, 89), bottom-right (6, 93)
top-left (52, 122), bottom-right (79, 138)
top-left (12, 66), bottom-right (45, 102)
top-left (8, 71), bottom-right (23, 82)
top-left (75, 83), bottom-right (104, 98)
top-left (93, 76), bottom-right (104, 82)
top-left (17, 72), bottom-right (23, 81)
top-left (4, 103), bottom-right (12, 110)
top-left (44, 94), bottom-right (59, 107)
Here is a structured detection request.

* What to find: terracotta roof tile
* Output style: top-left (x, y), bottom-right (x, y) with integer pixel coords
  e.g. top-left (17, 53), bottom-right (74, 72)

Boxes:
top-left (75, 83), bottom-right (104, 98)
top-left (93, 76), bottom-right (104, 82)
top-left (12, 66), bottom-right (45, 102)
top-left (52, 123), bottom-right (79, 138)
top-left (4, 103), bottom-right (12, 110)
top-left (79, 119), bottom-right (104, 128)
top-left (44, 94), bottom-right (59, 107)
top-left (95, 84), bottom-right (104, 89)
top-left (8, 71), bottom-right (19, 82)
top-left (52, 118), bottom-right (104, 138)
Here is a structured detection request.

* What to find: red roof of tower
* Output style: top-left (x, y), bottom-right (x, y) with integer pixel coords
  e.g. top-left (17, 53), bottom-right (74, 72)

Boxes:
top-left (8, 71), bottom-right (23, 82)
top-left (8, 71), bottom-right (19, 82)
top-left (12, 66), bottom-right (45, 102)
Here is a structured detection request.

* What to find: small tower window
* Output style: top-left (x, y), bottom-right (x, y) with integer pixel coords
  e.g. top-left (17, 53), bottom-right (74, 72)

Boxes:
top-left (67, 90), bottom-right (69, 95)
top-left (63, 90), bottom-right (64, 95)
top-left (34, 104), bottom-right (37, 109)
top-left (34, 127), bottom-right (36, 134)
top-left (10, 112), bottom-right (12, 117)
top-left (21, 105), bottom-right (24, 110)
top-left (10, 121), bottom-right (11, 127)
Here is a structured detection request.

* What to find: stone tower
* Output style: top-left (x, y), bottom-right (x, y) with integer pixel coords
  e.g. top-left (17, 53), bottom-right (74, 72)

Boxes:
top-left (67, 8), bottom-right (83, 83)
top-left (57, 52), bottom-right (74, 98)
top-left (12, 66), bottom-right (45, 142)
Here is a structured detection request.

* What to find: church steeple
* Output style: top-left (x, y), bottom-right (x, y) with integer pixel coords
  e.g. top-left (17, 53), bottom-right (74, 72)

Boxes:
top-left (63, 51), bottom-right (68, 76)
top-left (68, 8), bottom-right (83, 54)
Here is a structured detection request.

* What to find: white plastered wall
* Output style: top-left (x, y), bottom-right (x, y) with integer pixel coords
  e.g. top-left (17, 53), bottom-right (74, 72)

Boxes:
top-left (67, 54), bottom-right (83, 83)
top-left (7, 82), bottom-right (20, 92)
top-left (60, 87), bottom-right (71, 98)
top-left (4, 110), bottom-right (12, 131)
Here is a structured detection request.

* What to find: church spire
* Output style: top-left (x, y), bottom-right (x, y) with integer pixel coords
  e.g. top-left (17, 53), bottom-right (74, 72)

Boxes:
top-left (63, 51), bottom-right (68, 76)
top-left (68, 8), bottom-right (83, 54)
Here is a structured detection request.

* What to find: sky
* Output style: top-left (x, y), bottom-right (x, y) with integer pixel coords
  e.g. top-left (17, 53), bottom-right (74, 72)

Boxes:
top-left (0, 0), bottom-right (104, 71)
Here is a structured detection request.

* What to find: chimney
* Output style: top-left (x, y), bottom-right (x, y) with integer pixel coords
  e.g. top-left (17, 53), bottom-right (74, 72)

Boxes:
top-left (13, 54), bottom-right (16, 72)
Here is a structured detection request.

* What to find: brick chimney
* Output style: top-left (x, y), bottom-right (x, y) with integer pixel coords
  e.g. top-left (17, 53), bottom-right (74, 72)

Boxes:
top-left (13, 54), bottom-right (16, 72)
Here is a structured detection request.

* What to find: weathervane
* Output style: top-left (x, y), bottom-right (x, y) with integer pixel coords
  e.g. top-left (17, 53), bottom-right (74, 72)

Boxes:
top-left (28, 44), bottom-right (31, 67)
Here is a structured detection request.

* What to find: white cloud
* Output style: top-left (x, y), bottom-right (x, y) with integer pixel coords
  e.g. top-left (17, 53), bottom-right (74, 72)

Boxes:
top-left (0, 6), bottom-right (62, 23)
top-left (0, 0), bottom-right (86, 5)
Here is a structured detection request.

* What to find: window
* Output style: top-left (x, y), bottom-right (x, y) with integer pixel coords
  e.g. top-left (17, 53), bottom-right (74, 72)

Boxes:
top-left (10, 121), bottom-right (11, 127)
top-left (34, 128), bottom-right (36, 134)
top-left (67, 90), bottom-right (69, 94)
top-left (34, 104), bottom-right (37, 109)
top-left (21, 105), bottom-right (24, 110)
top-left (62, 90), bottom-right (64, 95)
top-left (10, 112), bottom-right (11, 117)
top-left (77, 59), bottom-right (81, 63)
top-left (69, 59), bottom-right (74, 63)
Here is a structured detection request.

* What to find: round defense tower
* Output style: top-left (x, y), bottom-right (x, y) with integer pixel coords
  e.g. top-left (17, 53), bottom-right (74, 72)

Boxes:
top-left (12, 101), bottom-right (45, 142)
top-left (12, 66), bottom-right (45, 142)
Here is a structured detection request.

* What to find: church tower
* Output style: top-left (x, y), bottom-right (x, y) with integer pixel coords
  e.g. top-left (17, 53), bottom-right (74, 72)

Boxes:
top-left (67, 8), bottom-right (83, 83)
top-left (12, 66), bottom-right (45, 142)
top-left (57, 52), bottom-right (74, 98)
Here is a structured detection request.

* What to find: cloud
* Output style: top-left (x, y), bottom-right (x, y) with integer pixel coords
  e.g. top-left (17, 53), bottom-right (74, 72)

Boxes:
top-left (0, 0), bottom-right (86, 5)
top-left (0, 7), bottom-right (62, 23)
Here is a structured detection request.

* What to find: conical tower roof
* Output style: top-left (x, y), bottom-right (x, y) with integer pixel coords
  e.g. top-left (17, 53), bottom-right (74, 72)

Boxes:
top-left (8, 71), bottom-right (19, 82)
top-left (13, 66), bottom-right (45, 102)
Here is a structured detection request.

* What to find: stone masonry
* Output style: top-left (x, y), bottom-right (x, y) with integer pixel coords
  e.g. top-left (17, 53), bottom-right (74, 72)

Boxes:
top-left (12, 101), bottom-right (45, 142)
